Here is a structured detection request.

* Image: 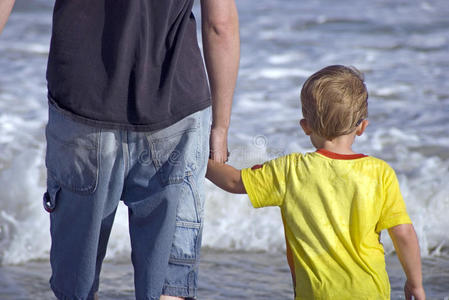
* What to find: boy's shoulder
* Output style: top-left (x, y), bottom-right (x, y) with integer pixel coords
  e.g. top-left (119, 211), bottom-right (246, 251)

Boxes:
top-left (264, 152), bottom-right (396, 174)
top-left (357, 155), bottom-right (395, 171)
top-left (286, 151), bottom-right (396, 172)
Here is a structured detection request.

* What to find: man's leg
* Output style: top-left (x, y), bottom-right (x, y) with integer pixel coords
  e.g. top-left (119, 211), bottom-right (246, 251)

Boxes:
top-left (160, 107), bottom-right (210, 299)
top-left (45, 104), bottom-right (125, 300)
top-left (124, 107), bottom-right (210, 300)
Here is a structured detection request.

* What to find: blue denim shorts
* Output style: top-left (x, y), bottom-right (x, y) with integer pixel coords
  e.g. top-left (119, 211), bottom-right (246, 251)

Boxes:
top-left (44, 103), bottom-right (210, 300)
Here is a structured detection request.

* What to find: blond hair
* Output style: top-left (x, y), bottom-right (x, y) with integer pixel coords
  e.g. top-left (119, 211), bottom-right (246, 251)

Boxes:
top-left (300, 65), bottom-right (368, 140)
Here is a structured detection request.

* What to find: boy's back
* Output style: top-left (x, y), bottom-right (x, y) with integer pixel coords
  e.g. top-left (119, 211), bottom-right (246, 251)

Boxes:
top-left (242, 149), bottom-right (411, 299)
top-left (206, 65), bottom-right (425, 300)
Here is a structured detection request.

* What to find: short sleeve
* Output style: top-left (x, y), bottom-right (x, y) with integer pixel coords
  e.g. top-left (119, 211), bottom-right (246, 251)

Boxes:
top-left (376, 166), bottom-right (412, 232)
top-left (241, 155), bottom-right (289, 208)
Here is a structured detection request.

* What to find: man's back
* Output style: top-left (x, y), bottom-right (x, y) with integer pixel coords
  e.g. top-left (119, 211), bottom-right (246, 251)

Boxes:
top-left (47, 0), bottom-right (210, 130)
top-left (1, 0), bottom-right (240, 299)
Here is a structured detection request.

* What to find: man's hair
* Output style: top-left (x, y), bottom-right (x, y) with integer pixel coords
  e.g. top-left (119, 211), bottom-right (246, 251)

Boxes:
top-left (300, 65), bottom-right (368, 140)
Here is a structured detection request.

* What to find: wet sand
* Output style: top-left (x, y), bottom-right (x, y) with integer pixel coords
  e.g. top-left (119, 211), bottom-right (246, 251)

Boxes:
top-left (0, 250), bottom-right (448, 299)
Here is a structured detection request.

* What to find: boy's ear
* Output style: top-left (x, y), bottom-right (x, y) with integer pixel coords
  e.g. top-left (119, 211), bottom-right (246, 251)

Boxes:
top-left (356, 119), bottom-right (369, 136)
top-left (300, 119), bottom-right (312, 136)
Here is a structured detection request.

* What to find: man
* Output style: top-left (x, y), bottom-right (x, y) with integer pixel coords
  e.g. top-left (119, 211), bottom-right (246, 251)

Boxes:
top-left (0, 0), bottom-right (15, 34)
top-left (1, 0), bottom-right (239, 299)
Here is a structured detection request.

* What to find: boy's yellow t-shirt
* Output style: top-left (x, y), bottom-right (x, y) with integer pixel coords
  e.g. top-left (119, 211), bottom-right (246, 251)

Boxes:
top-left (241, 149), bottom-right (411, 300)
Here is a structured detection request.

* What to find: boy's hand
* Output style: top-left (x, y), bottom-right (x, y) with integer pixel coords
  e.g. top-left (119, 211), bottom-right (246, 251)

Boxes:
top-left (404, 280), bottom-right (425, 300)
top-left (388, 224), bottom-right (425, 300)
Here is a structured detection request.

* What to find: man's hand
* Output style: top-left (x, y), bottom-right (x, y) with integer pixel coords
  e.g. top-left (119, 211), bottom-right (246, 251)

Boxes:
top-left (0, 0), bottom-right (15, 34)
top-left (209, 126), bottom-right (229, 163)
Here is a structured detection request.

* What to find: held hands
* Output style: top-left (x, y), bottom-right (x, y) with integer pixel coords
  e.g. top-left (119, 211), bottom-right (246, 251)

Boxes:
top-left (206, 127), bottom-right (246, 194)
top-left (404, 280), bottom-right (426, 300)
top-left (209, 126), bottom-right (229, 163)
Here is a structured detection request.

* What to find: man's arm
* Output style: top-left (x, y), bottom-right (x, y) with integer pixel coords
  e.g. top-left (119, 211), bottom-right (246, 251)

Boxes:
top-left (206, 159), bottom-right (246, 194)
top-left (0, 0), bottom-right (15, 34)
top-left (201, 0), bottom-right (240, 163)
top-left (388, 224), bottom-right (426, 300)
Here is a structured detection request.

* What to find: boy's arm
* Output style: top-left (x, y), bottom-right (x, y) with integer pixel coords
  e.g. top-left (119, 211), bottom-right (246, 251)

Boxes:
top-left (206, 159), bottom-right (246, 194)
top-left (0, 0), bottom-right (15, 34)
top-left (388, 224), bottom-right (426, 300)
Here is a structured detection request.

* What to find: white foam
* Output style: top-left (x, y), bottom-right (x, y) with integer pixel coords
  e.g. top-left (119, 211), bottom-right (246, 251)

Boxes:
top-left (1, 0), bottom-right (449, 265)
top-left (202, 186), bottom-right (285, 252)
top-left (255, 68), bottom-right (311, 80)
top-left (268, 53), bottom-right (305, 65)
top-left (105, 205), bottom-right (132, 260)
top-left (0, 147), bottom-right (49, 264)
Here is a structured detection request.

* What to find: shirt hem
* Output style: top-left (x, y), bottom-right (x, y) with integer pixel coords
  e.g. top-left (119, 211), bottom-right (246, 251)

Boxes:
top-left (376, 215), bottom-right (412, 232)
top-left (48, 95), bottom-right (211, 132)
top-left (241, 168), bottom-right (263, 208)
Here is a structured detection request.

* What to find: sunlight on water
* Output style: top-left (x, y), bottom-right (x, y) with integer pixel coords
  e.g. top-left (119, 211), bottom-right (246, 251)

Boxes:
top-left (0, 0), bottom-right (448, 279)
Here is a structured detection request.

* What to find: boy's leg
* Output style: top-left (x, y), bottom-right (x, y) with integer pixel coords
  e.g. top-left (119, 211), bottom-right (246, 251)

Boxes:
top-left (124, 107), bottom-right (210, 300)
top-left (45, 104), bottom-right (125, 300)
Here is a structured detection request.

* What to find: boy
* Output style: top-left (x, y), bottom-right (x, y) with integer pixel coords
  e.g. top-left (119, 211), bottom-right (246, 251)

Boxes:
top-left (206, 65), bottom-right (425, 299)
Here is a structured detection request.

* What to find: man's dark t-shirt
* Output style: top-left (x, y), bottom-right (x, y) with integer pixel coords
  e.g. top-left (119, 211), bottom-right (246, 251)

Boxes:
top-left (46, 0), bottom-right (211, 131)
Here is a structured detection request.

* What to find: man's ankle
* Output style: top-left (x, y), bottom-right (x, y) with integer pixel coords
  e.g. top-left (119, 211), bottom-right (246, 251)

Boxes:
top-left (160, 296), bottom-right (184, 300)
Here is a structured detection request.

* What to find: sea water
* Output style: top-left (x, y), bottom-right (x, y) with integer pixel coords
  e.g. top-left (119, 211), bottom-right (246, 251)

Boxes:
top-left (0, 0), bottom-right (448, 298)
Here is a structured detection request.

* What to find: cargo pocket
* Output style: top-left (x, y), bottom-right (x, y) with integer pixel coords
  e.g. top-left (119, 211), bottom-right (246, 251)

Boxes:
top-left (147, 113), bottom-right (200, 187)
top-left (45, 107), bottom-right (100, 194)
top-left (169, 175), bottom-right (203, 265)
top-left (147, 111), bottom-right (204, 264)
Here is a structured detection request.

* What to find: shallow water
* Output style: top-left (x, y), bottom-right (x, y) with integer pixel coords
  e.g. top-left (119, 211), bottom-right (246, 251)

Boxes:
top-left (1, 0), bottom-right (449, 297)
top-left (0, 251), bottom-right (448, 299)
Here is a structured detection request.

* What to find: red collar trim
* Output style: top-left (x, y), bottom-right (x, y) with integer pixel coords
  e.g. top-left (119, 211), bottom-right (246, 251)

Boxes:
top-left (316, 149), bottom-right (367, 160)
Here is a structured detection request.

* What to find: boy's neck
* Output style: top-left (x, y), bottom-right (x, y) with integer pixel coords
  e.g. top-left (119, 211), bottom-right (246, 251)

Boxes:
top-left (312, 133), bottom-right (357, 155)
